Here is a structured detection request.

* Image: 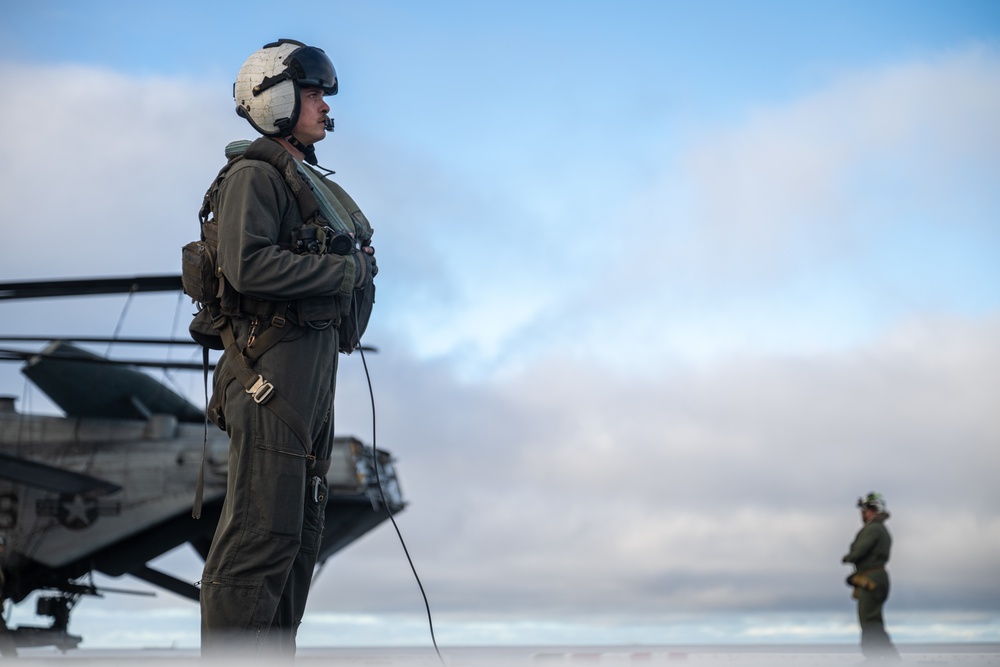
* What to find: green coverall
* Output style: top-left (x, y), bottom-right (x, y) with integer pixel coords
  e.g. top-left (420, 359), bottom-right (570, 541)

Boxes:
top-left (844, 513), bottom-right (900, 661)
top-left (199, 141), bottom-right (365, 656)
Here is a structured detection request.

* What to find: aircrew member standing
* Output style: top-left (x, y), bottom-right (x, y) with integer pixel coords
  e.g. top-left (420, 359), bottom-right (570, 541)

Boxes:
top-left (842, 492), bottom-right (901, 662)
top-left (199, 39), bottom-right (377, 657)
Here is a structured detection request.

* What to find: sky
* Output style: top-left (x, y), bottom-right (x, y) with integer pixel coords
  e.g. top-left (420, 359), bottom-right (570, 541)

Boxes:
top-left (1, 0), bottom-right (999, 651)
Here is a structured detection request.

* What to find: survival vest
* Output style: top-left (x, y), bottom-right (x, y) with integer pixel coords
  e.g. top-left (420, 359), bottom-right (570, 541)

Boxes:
top-left (181, 137), bottom-right (376, 518)
top-left (182, 137), bottom-right (375, 354)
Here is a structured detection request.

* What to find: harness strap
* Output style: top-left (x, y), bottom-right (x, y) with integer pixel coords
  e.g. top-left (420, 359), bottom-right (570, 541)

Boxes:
top-left (244, 139), bottom-right (328, 229)
top-left (192, 345), bottom-right (211, 519)
top-left (242, 303), bottom-right (290, 362)
top-left (190, 309), bottom-right (315, 520)
top-left (218, 317), bottom-right (315, 460)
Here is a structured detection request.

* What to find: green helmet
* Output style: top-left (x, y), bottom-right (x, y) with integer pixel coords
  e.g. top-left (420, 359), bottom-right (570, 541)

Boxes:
top-left (857, 492), bottom-right (887, 513)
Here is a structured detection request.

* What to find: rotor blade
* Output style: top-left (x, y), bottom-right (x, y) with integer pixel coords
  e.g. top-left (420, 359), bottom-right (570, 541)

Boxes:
top-left (0, 335), bottom-right (198, 346)
top-left (130, 566), bottom-right (198, 601)
top-left (45, 582), bottom-right (155, 598)
top-left (0, 275), bottom-right (182, 300)
top-left (22, 341), bottom-right (206, 421)
top-left (88, 585), bottom-right (157, 598)
top-left (0, 336), bottom-right (375, 352)
top-left (0, 347), bottom-right (214, 371)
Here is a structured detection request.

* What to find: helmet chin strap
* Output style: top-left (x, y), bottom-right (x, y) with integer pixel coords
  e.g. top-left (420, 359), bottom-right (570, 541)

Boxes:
top-left (284, 134), bottom-right (318, 165)
top-left (281, 133), bottom-right (336, 175)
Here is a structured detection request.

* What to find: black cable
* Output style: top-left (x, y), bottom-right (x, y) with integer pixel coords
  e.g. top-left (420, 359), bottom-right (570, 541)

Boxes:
top-left (353, 298), bottom-right (444, 665)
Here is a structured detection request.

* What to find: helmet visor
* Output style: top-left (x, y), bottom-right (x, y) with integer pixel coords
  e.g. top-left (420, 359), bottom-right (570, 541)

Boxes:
top-left (286, 46), bottom-right (338, 95)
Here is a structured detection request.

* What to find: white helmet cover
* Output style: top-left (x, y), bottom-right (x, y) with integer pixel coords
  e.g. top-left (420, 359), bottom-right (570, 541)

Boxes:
top-left (857, 492), bottom-right (887, 513)
top-left (234, 39), bottom-right (338, 136)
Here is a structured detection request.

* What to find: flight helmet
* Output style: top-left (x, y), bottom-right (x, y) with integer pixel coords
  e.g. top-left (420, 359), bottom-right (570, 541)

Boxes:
top-left (234, 39), bottom-right (338, 137)
top-left (857, 492), bottom-right (887, 513)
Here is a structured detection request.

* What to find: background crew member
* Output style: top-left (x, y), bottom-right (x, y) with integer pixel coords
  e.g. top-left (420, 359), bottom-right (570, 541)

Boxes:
top-left (842, 492), bottom-right (901, 662)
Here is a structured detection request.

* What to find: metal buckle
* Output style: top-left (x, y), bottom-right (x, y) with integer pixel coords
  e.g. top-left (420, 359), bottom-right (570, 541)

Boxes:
top-left (246, 375), bottom-right (274, 404)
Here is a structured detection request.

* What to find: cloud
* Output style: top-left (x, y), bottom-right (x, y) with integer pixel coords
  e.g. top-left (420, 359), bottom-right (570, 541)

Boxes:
top-left (1, 49), bottom-right (998, 646)
top-left (508, 47), bottom-right (1000, 370)
top-left (4, 48), bottom-right (998, 370)
top-left (313, 47), bottom-right (1000, 377)
top-left (0, 62), bottom-right (248, 282)
top-left (322, 312), bottom-right (1000, 623)
top-left (661, 47), bottom-right (1000, 266)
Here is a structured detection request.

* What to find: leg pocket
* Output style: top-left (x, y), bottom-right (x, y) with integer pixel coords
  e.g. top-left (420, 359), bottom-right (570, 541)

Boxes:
top-left (247, 445), bottom-right (307, 538)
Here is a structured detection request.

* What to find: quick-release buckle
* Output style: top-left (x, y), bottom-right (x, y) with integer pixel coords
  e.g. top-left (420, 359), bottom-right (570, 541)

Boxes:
top-left (247, 375), bottom-right (274, 404)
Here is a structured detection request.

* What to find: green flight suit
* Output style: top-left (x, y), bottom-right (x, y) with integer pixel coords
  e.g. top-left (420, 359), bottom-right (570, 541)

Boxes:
top-left (844, 512), bottom-right (900, 660)
top-left (199, 140), bottom-right (363, 657)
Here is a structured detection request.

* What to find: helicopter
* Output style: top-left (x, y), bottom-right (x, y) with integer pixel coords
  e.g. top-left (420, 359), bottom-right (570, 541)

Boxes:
top-left (0, 275), bottom-right (405, 652)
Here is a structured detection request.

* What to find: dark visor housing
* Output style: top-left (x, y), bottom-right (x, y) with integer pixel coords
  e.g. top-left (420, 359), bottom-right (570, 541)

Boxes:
top-left (253, 39), bottom-right (339, 98)
top-left (286, 46), bottom-right (338, 95)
